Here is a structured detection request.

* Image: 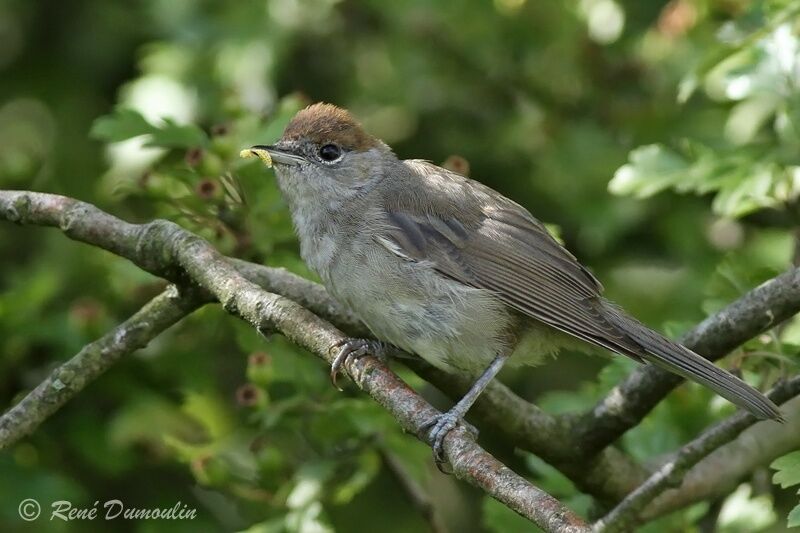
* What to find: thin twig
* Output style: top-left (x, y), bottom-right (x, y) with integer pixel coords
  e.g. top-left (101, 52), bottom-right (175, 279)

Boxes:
top-left (0, 285), bottom-right (205, 449)
top-left (592, 375), bottom-right (800, 532)
top-left (642, 393), bottom-right (800, 520)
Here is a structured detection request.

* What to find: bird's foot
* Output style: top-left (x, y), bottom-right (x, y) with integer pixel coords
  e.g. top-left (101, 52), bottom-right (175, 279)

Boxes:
top-left (421, 410), bottom-right (479, 470)
top-left (329, 338), bottom-right (386, 390)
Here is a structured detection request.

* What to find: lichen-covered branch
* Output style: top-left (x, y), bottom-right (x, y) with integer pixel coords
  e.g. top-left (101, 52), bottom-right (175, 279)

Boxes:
top-left (229, 258), bottom-right (367, 335)
top-left (0, 190), bottom-right (588, 532)
top-left (0, 285), bottom-right (205, 449)
top-left (592, 375), bottom-right (800, 532)
top-left (574, 267), bottom-right (800, 455)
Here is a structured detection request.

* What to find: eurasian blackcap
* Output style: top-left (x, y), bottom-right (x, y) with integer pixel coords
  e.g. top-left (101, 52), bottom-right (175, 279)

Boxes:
top-left (245, 103), bottom-right (782, 462)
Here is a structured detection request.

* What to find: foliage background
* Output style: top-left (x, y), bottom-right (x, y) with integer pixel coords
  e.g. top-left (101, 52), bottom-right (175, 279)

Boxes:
top-left (1, 0), bottom-right (799, 531)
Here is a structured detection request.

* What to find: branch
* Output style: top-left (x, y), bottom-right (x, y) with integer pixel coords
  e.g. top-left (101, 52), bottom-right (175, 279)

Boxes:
top-left (0, 285), bottom-right (205, 449)
top-left (574, 267), bottom-right (800, 454)
top-left (0, 191), bottom-right (588, 532)
top-left (229, 258), bottom-right (367, 336)
top-left (404, 359), bottom-right (649, 505)
top-left (642, 393), bottom-right (800, 519)
top-left (592, 375), bottom-right (800, 532)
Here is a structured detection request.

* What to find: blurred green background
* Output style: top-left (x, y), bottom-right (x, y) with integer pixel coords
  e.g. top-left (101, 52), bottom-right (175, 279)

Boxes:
top-left (1, 0), bottom-right (800, 531)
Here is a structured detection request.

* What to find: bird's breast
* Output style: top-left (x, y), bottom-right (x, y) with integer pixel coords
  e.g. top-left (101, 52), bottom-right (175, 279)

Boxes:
top-left (324, 242), bottom-right (519, 372)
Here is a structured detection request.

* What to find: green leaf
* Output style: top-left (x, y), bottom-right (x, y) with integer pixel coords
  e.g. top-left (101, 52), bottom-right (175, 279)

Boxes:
top-left (609, 144), bottom-right (689, 198)
top-left (724, 95), bottom-right (780, 145)
top-left (677, 73), bottom-right (699, 104)
top-left (331, 450), bottom-right (380, 504)
top-left (91, 109), bottom-right (207, 148)
top-left (285, 501), bottom-right (333, 533)
top-left (287, 462), bottom-right (336, 509)
top-left (772, 451), bottom-right (800, 488)
top-left (145, 118), bottom-right (208, 148)
top-left (90, 108), bottom-right (155, 142)
top-left (711, 164), bottom-right (779, 217)
top-left (788, 503), bottom-right (800, 527)
top-left (718, 483), bottom-right (776, 531)
top-left (107, 394), bottom-right (203, 452)
top-left (181, 390), bottom-right (234, 441)
top-left (704, 257), bottom-right (767, 314)
top-left (248, 94), bottom-right (307, 145)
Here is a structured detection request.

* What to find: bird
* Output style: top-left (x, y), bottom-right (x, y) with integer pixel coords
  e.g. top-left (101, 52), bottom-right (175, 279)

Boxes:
top-left (243, 102), bottom-right (782, 463)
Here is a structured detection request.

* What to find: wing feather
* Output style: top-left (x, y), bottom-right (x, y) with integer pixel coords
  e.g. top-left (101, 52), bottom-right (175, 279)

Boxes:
top-left (379, 205), bottom-right (644, 359)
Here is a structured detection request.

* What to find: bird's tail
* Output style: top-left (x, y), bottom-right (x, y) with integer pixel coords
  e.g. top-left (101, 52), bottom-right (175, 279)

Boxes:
top-left (601, 302), bottom-right (783, 421)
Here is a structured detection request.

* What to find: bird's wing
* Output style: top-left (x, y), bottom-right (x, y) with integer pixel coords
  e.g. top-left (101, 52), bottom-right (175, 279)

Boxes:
top-left (376, 167), bottom-right (644, 359)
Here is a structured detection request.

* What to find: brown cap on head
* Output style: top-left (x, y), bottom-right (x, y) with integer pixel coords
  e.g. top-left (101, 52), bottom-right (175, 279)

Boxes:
top-left (281, 103), bottom-right (380, 151)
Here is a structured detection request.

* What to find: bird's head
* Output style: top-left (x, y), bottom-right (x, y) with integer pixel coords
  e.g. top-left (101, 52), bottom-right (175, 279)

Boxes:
top-left (246, 103), bottom-right (395, 209)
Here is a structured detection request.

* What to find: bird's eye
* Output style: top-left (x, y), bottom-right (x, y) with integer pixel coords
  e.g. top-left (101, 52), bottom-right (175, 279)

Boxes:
top-left (319, 144), bottom-right (342, 162)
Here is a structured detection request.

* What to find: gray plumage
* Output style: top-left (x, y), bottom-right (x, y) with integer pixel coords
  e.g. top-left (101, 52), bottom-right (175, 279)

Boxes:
top-left (377, 161), bottom-right (779, 421)
top-left (254, 103), bottom-right (782, 460)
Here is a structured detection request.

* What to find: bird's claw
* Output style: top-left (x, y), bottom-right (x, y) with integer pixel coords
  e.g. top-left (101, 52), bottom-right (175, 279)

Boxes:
top-left (329, 338), bottom-right (385, 390)
top-left (421, 411), bottom-right (479, 471)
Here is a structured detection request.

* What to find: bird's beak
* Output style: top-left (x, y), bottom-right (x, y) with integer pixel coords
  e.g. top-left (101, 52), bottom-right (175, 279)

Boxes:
top-left (241, 144), bottom-right (305, 167)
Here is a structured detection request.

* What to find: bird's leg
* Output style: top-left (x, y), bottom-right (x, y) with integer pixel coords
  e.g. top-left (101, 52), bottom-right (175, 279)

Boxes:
top-left (422, 354), bottom-right (508, 468)
top-left (329, 338), bottom-right (387, 390)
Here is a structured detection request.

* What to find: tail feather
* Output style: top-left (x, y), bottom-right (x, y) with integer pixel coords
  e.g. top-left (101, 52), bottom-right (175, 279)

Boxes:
top-left (601, 302), bottom-right (783, 422)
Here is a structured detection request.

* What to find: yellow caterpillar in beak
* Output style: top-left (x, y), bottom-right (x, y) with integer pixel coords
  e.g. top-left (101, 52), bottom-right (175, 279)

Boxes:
top-left (239, 148), bottom-right (273, 168)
